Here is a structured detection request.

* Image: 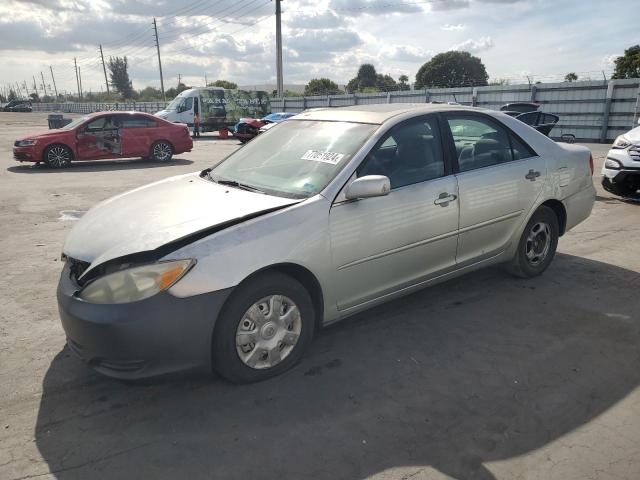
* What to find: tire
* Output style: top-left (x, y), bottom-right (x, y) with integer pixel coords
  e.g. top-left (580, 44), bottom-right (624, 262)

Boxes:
top-left (506, 205), bottom-right (559, 278)
top-left (212, 272), bottom-right (315, 384)
top-left (149, 141), bottom-right (173, 162)
top-left (43, 144), bottom-right (72, 168)
top-left (602, 177), bottom-right (637, 198)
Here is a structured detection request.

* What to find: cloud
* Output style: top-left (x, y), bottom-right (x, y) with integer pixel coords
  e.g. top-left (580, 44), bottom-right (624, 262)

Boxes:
top-left (450, 36), bottom-right (494, 53)
top-left (287, 28), bottom-right (363, 62)
top-left (602, 53), bottom-right (620, 68)
top-left (287, 10), bottom-right (346, 29)
top-left (328, 0), bottom-right (424, 16)
top-left (383, 45), bottom-right (433, 63)
top-left (441, 23), bottom-right (466, 31)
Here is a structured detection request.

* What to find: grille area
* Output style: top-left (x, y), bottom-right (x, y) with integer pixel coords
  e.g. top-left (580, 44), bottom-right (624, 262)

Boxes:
top-left (629, 145), bottom-right (640, 162)
top-left (67, 257), bottom-right (90, 285)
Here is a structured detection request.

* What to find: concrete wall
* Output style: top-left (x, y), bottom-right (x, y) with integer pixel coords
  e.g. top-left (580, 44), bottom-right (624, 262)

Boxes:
top-left (271, 79), bottom-right (640, 142)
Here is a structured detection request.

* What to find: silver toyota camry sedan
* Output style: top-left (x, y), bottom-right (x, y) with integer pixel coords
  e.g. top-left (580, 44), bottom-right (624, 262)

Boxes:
top-left (57, 104), bottom-right (596, 383)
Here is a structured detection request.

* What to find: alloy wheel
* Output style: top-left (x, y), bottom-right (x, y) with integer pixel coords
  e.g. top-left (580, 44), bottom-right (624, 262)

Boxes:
top-left (153, 142), bottom-right (172, 161)
top-left (47, 146), bottom-right (71, 168)
top-left (235, 295), bottom-right (302, 370)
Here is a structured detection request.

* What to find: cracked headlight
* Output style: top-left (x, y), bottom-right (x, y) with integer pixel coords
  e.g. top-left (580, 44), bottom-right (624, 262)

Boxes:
top-left (79, 259), bottom-right (194, 304)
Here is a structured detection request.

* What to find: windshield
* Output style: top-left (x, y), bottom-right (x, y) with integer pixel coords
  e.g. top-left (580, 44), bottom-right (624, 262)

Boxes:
top-left (209, 120), bottom-right (377, 199)
top-left (166, 96), bottom-right (184, 111)
top-left (62, 116), bottom-right (89, 130)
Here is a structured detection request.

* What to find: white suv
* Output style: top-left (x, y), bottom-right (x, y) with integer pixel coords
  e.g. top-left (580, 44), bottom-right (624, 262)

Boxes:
top-left (602, 125), bottom-right (640, 197)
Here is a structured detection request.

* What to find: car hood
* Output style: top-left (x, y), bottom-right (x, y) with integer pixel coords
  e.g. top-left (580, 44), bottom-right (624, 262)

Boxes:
top-left (623, 126), bottom-right (640, 144)
top-left (19, 129), bottom-right (70, 141)
top-left (63, 172), bottom-right (298, 272)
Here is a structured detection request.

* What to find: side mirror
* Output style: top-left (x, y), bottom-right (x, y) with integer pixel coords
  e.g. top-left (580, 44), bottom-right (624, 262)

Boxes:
top-left (345, 175), bottom-right (391, 200)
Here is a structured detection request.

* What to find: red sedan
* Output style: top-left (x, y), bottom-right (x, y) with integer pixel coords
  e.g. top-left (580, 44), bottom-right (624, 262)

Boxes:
top-left (13, 111), bottom-right (193, 168)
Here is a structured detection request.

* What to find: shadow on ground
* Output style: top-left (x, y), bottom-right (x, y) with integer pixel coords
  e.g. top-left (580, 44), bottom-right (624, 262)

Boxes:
top-left (7, 158), bottom-right (193, 173)
top-left (34, 254), bottom-right (640, 479)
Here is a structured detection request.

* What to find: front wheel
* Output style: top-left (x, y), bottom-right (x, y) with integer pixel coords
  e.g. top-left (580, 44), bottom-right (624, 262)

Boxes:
top-left (44, 144), bottom-right (72, 168)
top-left (506, 205), bottom-right (559, 278)
top-left (150, 141), bottom-right (173, 162)
top-left (212, 272), bottom-right (315, 383)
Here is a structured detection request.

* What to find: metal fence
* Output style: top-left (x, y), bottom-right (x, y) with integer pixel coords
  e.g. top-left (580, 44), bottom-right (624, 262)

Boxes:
top-left (29, 79), bottom-right (640, 142)
top-left (272, 79), bottom-right (640, 142)
top-left (31, 101), bottom-right (169, 114)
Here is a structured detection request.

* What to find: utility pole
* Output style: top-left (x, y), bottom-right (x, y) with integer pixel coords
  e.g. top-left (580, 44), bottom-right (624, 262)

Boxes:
top-left (74, 57), bottom-right (81, 101)
top-left (275, 0), bottom-right (284, 97)
top-left (178, 73), bottom-right (182, 86)
top-left (32, 76), bottom-right (38, 96)
top-left (49, 66), bottom-right (58, 98)
top-left (78, 66), bottom-right (83, 100)
top-left (204, 72), bottom-right (207, 86)
top-left (99, 45), bottom-right (110, 95)
top-left (152, 18), bottom-right (166, 101)
top-left (40, 71), bottom-right (48, 98)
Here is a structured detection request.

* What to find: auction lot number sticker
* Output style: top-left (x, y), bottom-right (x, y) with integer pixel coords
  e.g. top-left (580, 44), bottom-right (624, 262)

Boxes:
top-left (301, 150), bottom-right (345, 165)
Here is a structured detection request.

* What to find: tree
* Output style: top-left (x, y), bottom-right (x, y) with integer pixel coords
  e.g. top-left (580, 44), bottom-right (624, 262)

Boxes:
top-left (564, 72), bottom-right (578, 82)
top-left (29, 92), bottom-right (40, 102)
top-left (304, 78), bottom-right (342, 96)
top-left (488, 78), bottom-right (510, 86)
top-left (612, 45), bottom-right (640, 79)
top-left (137, 86), bottom-right (163, 101)
top-left (415, 51), bottom-right (489, 89)
top-left (398, 74), bottom-right (410, 91)
top-left (8, 89), bottom-right (17, 101)
top-left (346, 63), bottom-right (378, 92)
top-left (107, 56), bottom-right (134, 98)
top-left (376, 74), bottom-right (397, 91)
top-left (209, 80), bottom-right (237, 89)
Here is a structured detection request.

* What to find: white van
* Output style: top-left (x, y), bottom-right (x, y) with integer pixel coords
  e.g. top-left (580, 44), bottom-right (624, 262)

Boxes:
top-left (155, 87), bottom-right (270, 132)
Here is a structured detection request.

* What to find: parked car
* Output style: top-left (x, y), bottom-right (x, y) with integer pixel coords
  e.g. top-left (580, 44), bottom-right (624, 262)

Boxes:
top-left (233, 112), bottom-right (296, 142)
top-left (13, 111), bottom-right (193, 168)
top-left (57, 104), bottom-right (595, 383)
top-left (500, 103), bottom-right (559, 136)
top-left (601, 124), bottom-right (640, 197)
top-left (3, 100), bottom-right (32, 112)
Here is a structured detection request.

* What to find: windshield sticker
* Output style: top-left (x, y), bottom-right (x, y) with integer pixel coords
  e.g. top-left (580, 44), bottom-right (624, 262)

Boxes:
top-left (301, 150), bottom-right (345, 165)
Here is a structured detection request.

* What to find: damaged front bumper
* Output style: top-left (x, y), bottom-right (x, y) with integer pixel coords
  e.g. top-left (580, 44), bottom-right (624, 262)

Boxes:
top-left (57, 261), bottom-right (233, 379)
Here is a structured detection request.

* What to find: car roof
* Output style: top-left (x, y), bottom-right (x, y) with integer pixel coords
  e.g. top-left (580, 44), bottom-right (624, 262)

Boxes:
top-left (291, 103), bottom-right (485, 124)
top-left (86, 111), bottom-right (154, 117)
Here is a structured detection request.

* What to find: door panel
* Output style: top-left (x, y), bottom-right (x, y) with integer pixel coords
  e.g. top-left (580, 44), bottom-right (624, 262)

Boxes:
top-left (445, 114), bottom-right (547, 264)
top-left (76, 116), bottom-right (120, 160)
top-left (330, 115), bottom-right (459, 310)
top-left (330, 176), bottom-right (459, 310)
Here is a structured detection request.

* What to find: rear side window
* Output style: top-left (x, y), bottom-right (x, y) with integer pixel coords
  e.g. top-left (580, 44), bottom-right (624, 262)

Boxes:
top-left (447, 117), bottom-right (513, 172)
top-left (510, 134), bottom-right (537, 160)
top-left (118, 115), bottom-right (156, 128)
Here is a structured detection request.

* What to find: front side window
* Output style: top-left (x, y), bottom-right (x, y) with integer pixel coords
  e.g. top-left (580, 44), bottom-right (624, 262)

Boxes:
top-left (209, 120), bottom-right (377, 199)
top-left (447, 116), bottom-right (514, 172)
top-left (85, 117), bottom-right (108, 131)
top-left (358, 116), bottom-right (445, 189)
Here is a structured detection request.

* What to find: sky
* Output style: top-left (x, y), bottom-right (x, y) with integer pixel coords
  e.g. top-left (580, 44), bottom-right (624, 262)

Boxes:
top-left (0, 0), bottom-right (637, 96)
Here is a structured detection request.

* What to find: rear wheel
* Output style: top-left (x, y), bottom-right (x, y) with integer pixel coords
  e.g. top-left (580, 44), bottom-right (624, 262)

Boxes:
top-left (150, 141), bottom-right (173, 162)
top-left (43, 144), bottom-right (72, 168)
top-left (212, 272), bottom-right (315, 383)
top-left (506, 205), bottom-right (559, 278)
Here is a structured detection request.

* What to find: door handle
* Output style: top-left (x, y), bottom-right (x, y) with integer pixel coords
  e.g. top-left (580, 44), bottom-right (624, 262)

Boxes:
top-left (434, 192), bottom-right (457, 207)
top-left (525, 169), bottom-right (541, 181)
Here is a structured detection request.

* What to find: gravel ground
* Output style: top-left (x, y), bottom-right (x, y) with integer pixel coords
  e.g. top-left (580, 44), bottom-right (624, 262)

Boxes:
top-left (0, 112), bottom-right (638, 480)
